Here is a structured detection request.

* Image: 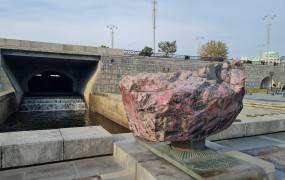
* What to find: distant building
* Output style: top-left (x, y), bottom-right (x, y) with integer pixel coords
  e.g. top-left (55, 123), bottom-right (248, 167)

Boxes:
top-left (240, 56), bottom-right (260, 64)
top-left (240, 51), bottom-right (282, 65)
top-left (261, 51), bottom-right (280, 64)
top-left (281, 56), bottom-right (285, 64)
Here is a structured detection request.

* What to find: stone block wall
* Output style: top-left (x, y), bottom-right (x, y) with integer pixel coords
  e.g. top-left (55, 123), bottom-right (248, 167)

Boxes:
top-left (245, 64), bottom-right (285, 88)
top-left (92, 56), bottom-right (213, 94)
top-left (92, 56), bottom-right (285, 94)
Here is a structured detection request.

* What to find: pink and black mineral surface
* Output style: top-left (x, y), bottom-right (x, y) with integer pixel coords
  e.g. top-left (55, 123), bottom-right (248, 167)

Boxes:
top-left (119, 61), bottom-right (246, 142)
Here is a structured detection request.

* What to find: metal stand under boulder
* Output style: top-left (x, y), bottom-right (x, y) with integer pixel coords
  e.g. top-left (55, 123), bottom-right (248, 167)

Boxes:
top-left (137, 138), bottom-right (266, 180)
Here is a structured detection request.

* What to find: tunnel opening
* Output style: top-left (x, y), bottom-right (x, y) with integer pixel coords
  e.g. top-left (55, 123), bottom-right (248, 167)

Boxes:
top-left (260, 76), bottom-right (271, 89)
top-left (1, 49), bottom-right (100, 98)
top-left (28, 72), bottom-right (74, 95)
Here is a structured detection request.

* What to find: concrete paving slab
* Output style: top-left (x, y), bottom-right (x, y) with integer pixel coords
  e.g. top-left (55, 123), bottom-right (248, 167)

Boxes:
top-left (100, 170), bottom-right (132, 180)
top-left (138, 139), bottom-right (272, 180)
top-left (0, 171), bottom-right (24, 180)
top-left (242, 145), bottom-right (285, 174)
top-left (113, 134), bottom-right (194, 179)
top-left (137, 159), bottom-right (194, 180)
top-left (74, 176), bottom-right (101, 180)
top-left (0, 156), bottom-right (129, 180)
top-left (216, 136), bottom-right (280, 151)
top-left (60, 126), bottom-right (113, 160)
top-left (265, 132), bottom-right (285, 141)
top-left (1, 129), bottom-right (63, 168)
top-left (225, 151), bottom-right (275, 179)
top-left (74, 156), bottom-right (123, 179)
top-left (24, 161), bottom-right (78, 180)
top-left (276, 170), bottom-right (285, 180)
top-left (113, 134), bottom-right (159, 177)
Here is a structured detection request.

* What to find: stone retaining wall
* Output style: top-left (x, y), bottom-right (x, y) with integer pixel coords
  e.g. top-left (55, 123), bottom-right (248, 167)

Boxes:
top-left (0, 89), bottom-right (17, 124)
top-left (92, 56), bottom-right (285, 94)
top-left (89, 93), bottom-right (129, 128)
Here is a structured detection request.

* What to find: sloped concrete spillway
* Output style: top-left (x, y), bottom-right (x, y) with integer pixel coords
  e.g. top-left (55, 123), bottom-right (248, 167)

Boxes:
top-left (20, 96), bottom-right (87, 112)
top-left (0, 96), bottom-right (129, 133)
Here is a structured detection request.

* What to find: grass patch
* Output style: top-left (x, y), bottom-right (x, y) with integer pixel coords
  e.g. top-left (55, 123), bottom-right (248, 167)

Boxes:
top-left (246, 88), bottom-right (268, 94)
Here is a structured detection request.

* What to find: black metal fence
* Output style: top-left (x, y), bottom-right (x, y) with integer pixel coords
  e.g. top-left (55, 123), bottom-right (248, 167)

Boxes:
top-left (123, 49), bottom-right (226, 61)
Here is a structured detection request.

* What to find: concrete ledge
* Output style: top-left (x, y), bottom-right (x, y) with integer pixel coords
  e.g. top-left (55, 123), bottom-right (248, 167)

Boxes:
top-left (1, 129), bottom-right (63, 168)
top-left (0, 126), bottom-right (114, 169)
top-left (208, 117), bottom-right (285, 141)
top-left (60, 126), bottom-right (113, 160)
top-left (113, 133), bottom-right (275, 180)
top-left (0, 38), bottom-right (124, 56)
top-left (113, 133), bottom-right (193, 179)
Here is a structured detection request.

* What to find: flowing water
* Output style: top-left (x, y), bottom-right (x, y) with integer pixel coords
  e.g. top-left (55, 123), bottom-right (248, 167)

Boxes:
top-left (0, 96), bottom-right (129, 134)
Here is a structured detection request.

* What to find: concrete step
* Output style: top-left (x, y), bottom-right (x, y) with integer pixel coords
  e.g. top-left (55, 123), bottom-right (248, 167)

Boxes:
top-left (0, 126), bottom-right (113, 168)
top-left (0, 156), bottom-right (130, 180)
top-left (101, 170), bottom-right (134, 180)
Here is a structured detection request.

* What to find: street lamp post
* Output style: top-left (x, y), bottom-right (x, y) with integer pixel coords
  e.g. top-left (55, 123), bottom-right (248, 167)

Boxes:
top-left (257, 44), bottom-right (265, 63)
top-left (107, 25), bottom-right (118, 48)
top-left (196, 36), bottom-right (205, 54)
top-left (153, 0), bottom-right (157, 54)
top-left (263, 15), bottom-right (276, 62)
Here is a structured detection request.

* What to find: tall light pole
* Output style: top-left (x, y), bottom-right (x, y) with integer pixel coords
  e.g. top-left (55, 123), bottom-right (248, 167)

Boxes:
top-left (153, 0), bottom-right (157, 53)
top-left (257, 44), bottom-right (265, 62)
top-left (107, 25), bottom-right (118, 48)
top-left (196, 36), bottom-right (205, 54)
top-left (263, 15), bottom-right (276, 54)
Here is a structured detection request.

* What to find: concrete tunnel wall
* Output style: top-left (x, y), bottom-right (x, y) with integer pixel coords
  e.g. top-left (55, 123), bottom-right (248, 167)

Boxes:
top-left (0, 49), bottom-right (100, 106)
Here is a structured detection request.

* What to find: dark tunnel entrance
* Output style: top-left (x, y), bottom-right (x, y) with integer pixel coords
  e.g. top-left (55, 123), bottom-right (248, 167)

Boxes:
top-left (1, 49), bottom-right (100, 97)
top-left (28, 72), bottom-right (74, 95)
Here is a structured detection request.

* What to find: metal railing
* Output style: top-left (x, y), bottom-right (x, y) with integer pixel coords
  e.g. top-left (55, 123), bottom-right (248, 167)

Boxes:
top-left (123, 49), bottom-right (226, 61)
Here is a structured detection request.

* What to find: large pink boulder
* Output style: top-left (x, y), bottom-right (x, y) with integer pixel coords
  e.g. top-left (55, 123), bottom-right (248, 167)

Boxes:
top-left (119, 61), bottom-right (245, 142)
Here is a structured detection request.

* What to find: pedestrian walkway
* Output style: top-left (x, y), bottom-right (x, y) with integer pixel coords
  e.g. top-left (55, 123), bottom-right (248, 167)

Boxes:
top-left (216, 131), bottom-right (285, 179)
top-left (0, 156), bottom-right (132, 180)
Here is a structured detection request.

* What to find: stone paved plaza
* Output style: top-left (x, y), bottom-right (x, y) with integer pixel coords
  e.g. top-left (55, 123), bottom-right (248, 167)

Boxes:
top-left (1, 131), bottom-right (285, 179)
top-left (245, 93), bottom-right (285, 102)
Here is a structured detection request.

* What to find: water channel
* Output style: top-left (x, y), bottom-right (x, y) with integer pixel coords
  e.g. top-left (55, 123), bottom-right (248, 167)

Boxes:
top-left (0, 96), bottom-right (129, 134)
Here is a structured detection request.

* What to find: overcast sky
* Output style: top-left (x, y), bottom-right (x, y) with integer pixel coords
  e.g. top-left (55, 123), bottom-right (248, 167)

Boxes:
top-left (0, 0), bottom-right (284, 57)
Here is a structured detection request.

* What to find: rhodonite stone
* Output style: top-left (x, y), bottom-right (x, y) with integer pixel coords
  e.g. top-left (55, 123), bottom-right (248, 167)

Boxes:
top-left (119, 61), bottom-right (245, 142)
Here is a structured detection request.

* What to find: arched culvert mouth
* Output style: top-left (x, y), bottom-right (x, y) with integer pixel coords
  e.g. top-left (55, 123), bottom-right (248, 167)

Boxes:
top-left (28, 71), bottom-right (74, 95)
top-left (260, 76), bottom-right (271, 89)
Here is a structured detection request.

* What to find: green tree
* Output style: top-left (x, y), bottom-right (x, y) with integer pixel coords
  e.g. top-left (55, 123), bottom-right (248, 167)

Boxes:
top-left (199, 40), bottom-right (228, 61)
top-left (158, 41), bottom-right (177, 57)
top-left (100, 45), bottom-right (109, 48)
top-left (139, 46), bottom-right (153, 57)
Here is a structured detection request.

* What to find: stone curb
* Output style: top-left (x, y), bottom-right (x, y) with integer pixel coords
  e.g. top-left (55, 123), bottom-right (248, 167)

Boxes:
top-left (208, 117), bottom-right (285, 141)
top-left (0, 126), bottom-right (113, 169)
